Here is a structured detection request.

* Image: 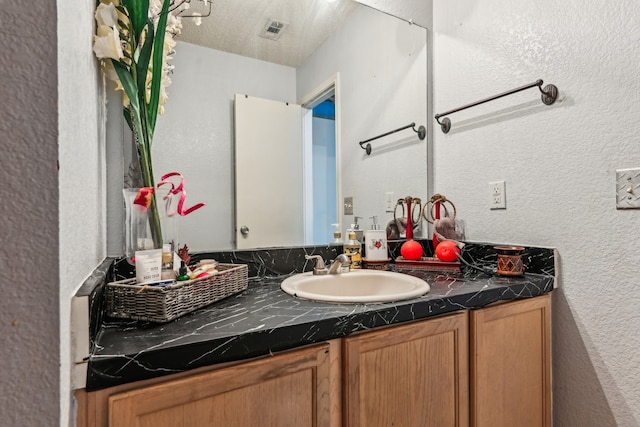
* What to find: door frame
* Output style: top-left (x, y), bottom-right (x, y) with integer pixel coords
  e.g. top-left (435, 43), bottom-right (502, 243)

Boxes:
top-left (299, 73), bottom-right (341, 244)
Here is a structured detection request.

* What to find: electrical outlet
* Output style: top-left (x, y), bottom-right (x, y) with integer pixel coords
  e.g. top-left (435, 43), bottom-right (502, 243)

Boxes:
top-left (616, 168), bottom-right (640, 209)
top-left (385, 192), bottom-right (394, 212)
top-left (344, 197), bottom-right (354, 215)
top-left (490, 181), bottom-right (506, 209)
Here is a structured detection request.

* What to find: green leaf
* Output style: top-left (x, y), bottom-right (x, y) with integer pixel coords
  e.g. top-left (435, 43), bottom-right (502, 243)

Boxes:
top-left (123, 107), bottom-right (133, 131)
top-left (147, 0), bottom-right (171, 134)
top-left (122, 0), bottom-right (149, 42)
top-left (112, 59), bottom-right (141, 131)
top-left (136, 20), bottom-right (155, 102)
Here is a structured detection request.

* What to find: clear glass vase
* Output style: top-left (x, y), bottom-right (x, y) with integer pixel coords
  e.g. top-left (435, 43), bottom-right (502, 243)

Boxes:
top-left (123, 188), bottom-right (155, 258)
top-left (123, 187), bottom-right (179, 260)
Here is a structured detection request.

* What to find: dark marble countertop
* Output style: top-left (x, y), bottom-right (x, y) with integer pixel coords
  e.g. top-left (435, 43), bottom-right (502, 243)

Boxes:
top-left (85, 242), bottom-right (555, 391)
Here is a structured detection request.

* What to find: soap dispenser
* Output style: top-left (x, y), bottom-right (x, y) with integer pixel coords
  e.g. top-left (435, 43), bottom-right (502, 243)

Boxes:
top-left (331, 223), bottom-right (343, 244)
top-left (351, 216), bottom-right (364, 242)
top-left (364, 216), bottom-right (388, 261)
top-left (343, 231), bottom-right (362, 269)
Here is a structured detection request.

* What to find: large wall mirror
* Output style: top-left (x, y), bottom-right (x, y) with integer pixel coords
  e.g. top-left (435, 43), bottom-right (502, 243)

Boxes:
top-left (114, 0), bottom-right (429, 252)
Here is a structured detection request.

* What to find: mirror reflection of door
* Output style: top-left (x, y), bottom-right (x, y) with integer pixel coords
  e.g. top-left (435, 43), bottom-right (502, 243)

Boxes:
top-left (234, 94), bottom-right (304, 249)
top-left (235, 84), bottom-right (339, 249)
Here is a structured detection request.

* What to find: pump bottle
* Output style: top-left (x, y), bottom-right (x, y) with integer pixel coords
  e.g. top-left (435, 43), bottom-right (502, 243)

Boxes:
top-left (364, 216), bottom-right (388, 261)
top-left (331, 223), bottom-right (343, 244)
top-left (350, 216), bottom-right (364, 242)
top-left (343, 231), bottom-right (362, 269)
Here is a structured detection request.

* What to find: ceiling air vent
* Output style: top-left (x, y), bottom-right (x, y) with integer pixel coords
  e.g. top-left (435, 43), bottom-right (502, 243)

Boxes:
top-left (259, 19), bottom-right (288, 41)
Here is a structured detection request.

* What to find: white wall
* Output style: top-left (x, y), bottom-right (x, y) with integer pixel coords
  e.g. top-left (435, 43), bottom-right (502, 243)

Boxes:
top-left (1, 0), bottom-right (103, 426)
top-left (0, 2), bottom-right (61, 426)
top-left (58, 0), bottom-right (106, 425)
top-left (297, 5), bottom-right (428, 235)
top-left (433, 2), bottom-right (640, 425)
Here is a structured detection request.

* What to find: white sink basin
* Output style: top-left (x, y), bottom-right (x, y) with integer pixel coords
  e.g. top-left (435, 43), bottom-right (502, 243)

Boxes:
top-left (280, 270), bottom-right (430, 303)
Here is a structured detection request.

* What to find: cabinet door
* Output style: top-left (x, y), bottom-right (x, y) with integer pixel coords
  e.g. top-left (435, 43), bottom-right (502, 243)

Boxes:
top-left (470, 295), bottom-right (551, 427)
top-left (108, 343), bottom-right (334, 427)
top-left (343, 312), bottom-right (469, 427)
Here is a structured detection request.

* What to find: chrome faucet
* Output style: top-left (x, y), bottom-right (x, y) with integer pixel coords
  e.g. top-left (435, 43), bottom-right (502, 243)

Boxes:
top-left (305, 254), bottom-right (351, 275)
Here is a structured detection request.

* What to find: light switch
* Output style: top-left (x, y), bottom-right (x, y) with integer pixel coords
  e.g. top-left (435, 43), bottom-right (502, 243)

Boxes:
top-left (344, 197), bottom-right (354, 215)
top-left (616, 168), bottom-right (640, 209)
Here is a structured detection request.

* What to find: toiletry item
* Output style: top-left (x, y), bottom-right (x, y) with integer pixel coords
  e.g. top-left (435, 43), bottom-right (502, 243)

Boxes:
top-left (364, 216), bottom-right (388, 261)
top-left (161, 243), bottom-right (176, 280)
top-left (141, 279), bottom-right (174, 287)
top-left (350, 216), bottom-right (364, 241)
top-left (188, 263), bottom-right (219, 280)
top-left (161, 268), bottom-right (176, 280)
top-left (177, 261), bottom-right (190, 281)
top-left (343, 231), bottom-right (362, 269)
top-left (161, 243), bottom-right (173, 267)
top-left (331, 223), bottom-right (343, 244)
top-left (198, 259), bottom-right (219, 268)
top-left (135, 248), bottom-right (163, 284)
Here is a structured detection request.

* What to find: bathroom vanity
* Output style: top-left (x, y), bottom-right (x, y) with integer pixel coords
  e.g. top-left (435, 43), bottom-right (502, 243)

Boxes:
top-left (74, 243), bottom-right (555, 426)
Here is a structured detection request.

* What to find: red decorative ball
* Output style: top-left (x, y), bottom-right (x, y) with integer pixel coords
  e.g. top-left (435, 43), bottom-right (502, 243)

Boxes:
top-left (401, 240), bottom-right (423, 261)
top-left (435, 240), bottom-right (460, 262)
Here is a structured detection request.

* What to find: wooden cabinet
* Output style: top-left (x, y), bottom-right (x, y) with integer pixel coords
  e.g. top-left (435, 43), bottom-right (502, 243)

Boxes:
top-left (78, 342), bottom-right (341, 427)
top-left (470, 294), bottom-right (551, 427)
top-left (343, 311), bottom-right (469, 427)
top-left (78, 295), bottom-right (551, 427)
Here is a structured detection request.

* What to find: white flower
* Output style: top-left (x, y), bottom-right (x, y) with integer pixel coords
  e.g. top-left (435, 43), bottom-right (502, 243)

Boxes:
top-left (93, 25), bottom-right (125, 61)
top-left (166, 12), bottom-right (183, 35)
top-left (158, 72), bottom-right (172, 115)
top-left (93, 0), bottom-right (183, 113)
top-left (95, 2), bottom-right (119, 28)
top-left (102, 60), bottom-right (119, 83)
top-left (164, 34), bottom-right (176, 57)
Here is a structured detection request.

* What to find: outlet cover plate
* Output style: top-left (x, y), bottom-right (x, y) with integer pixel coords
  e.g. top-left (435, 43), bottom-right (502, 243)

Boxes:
top-left (616, 168), bottom-right (640, 209)
top-left (385, 192), bottom-right (394, 212)
top-left (490, 181), bottom-right (506, 210)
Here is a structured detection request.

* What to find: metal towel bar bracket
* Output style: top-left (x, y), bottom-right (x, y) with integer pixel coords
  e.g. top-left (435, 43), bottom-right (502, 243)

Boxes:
top-left (359, 122), bottom-right (426, 155)
top-left (434, 79), bottom-right (559, 134)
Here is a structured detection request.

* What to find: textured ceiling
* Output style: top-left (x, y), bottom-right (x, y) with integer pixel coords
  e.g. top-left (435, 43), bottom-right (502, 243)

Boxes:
top-left (178, 0), bottom-right (358, 68)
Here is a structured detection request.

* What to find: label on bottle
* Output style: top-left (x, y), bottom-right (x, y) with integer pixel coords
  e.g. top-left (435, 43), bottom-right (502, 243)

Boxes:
top-left (364, 230), bottom-right (387, 261)
top-left (344, 245), bottom-right (362, 269)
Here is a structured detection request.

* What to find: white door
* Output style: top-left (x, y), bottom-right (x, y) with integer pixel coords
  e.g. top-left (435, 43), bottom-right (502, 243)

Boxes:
top-left (234, 94), bottom-right (304, 249)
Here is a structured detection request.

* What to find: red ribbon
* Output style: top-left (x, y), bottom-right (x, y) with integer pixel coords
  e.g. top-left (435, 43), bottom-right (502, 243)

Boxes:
top-left (157, 172), bottom-right (205, 217)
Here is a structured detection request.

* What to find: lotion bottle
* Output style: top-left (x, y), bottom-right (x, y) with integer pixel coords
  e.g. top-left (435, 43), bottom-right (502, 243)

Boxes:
top-left (331, 223), bottom-right (343, 244)
top-left (343, 231), bottom-right (362, 269)
top-left (364, 216), bottom-right (388, 261)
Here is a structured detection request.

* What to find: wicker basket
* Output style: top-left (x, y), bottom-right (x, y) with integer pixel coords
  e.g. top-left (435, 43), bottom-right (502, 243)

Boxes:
top-left (105, 263), bottom-right (248, 323)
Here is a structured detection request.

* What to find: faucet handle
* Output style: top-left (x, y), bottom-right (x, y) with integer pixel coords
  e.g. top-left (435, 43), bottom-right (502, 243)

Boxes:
top-left (305, 255), bottom-right (327, 275)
